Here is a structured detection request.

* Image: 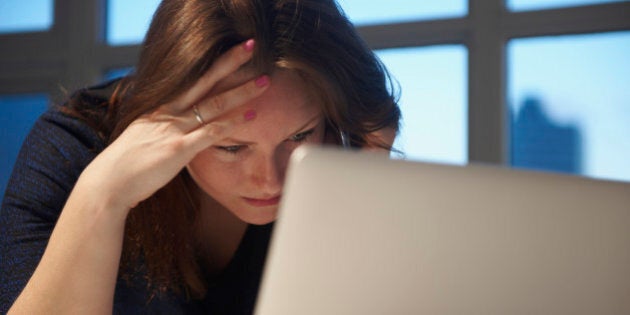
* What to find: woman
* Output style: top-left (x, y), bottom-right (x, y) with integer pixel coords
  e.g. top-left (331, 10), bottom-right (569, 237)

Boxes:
top-left (1, 0), bottom-right (400, 313)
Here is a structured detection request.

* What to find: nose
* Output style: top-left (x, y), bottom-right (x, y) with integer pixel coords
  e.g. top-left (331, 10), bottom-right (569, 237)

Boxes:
top-left (247, 150), bottom-right (287, 196)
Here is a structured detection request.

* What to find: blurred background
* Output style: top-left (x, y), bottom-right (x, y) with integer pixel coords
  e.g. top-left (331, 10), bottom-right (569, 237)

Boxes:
top-left (1, 0), bottom-right (629, 201)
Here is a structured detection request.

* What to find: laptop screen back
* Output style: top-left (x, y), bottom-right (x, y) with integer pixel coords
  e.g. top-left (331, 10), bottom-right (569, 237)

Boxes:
top-left (255, 146), bottom-right (630, 315)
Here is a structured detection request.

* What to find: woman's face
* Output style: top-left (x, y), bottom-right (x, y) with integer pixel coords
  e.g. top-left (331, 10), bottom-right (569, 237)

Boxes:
top-left (187, 70), bottom-right (325, 225)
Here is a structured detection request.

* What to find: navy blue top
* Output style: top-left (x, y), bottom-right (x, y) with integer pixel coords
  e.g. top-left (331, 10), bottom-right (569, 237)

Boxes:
top-left (0, 81), bottom-right (272, 314)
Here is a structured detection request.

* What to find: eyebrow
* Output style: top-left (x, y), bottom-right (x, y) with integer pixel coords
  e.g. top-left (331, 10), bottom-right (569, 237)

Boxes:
top-left (220, 114), bottom-right (322, 145)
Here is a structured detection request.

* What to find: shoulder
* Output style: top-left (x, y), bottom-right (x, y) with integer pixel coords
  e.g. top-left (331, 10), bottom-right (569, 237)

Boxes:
top-left (68, 78), bottom-right (120, 113)
top-left (34, 78), bottom-right (120, 159)
top-left (25, 80), bottom-right (117, 177)
top-left (1, 79), bottom-right (121, 216)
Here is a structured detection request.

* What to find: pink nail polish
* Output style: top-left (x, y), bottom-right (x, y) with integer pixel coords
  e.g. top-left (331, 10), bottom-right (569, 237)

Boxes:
top-left (255, 75), bottom-right (269, 87)
top-left (244, 109), bottom-right (257, 121)
top-left (244, 39), bottom-right (255, 52)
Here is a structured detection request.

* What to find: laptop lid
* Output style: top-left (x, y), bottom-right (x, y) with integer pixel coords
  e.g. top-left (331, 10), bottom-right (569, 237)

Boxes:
top-left (255, 146), bottom-right (630, 314)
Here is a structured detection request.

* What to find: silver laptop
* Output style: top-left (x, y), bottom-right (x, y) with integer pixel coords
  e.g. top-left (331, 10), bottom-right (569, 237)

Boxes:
top-left (255, 146), bottom-right (630, 315)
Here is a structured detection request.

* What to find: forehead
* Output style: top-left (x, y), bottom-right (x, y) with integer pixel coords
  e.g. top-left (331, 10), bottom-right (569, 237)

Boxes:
top-left (212, 66), bottom-right (311, 99)
top-left (221, 69), bottom-right (323, 140)
top-left (256, 69), bottom-right (319, 112)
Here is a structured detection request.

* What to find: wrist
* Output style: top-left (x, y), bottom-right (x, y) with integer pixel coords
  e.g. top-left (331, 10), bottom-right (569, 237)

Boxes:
top-left (70, 172), bottom-right (133, 223)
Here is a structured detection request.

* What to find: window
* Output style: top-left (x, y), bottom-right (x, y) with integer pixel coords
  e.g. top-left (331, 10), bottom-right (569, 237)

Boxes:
top-left (106, 0), bottom-right (161, 45)
top-left (1, 0), bottom-right (629, 184)
top-left (338, 0), bottom-right (467, 25)
top-left (0, 0), bottom-right (54, 34)
top-left (507, 0), bottom-right (627, 11)
top-left (508, 31), bottom-right (630, 182)
top-left (377, 46), bottom-right (468, 165)
top-left (0, 94), bottom-right (49, 201)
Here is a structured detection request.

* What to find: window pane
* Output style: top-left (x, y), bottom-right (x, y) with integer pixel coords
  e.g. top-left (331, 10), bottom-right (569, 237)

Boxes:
top-left (0, 94), bottom-right (48, 202)
top-left (377, 46), bottom-right (468, 165)
top-left (338, 0), bottom-right (467, 26)
top-left (507, 0), bottom-right (627, 11)
top-left (508, 31), bottom-right (630, 182)
top-left (106, 0), bottom-right (160, 45)
top-left (0, 0), bottom-right (54, 34)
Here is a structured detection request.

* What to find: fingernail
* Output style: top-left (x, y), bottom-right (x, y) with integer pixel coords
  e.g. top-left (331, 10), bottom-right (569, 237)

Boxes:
top-left (244, 39), bottom-right (255, 52)
top-left (244, 109), bottom-right (257, 121)
top-left (255, 75), bottom-right (269, 87)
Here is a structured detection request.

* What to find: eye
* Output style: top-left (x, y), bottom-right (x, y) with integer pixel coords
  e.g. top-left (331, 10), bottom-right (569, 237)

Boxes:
top-left (289, 129), bottom-right (315, 143)
top-left (216, 145), bottom-right (245, 154)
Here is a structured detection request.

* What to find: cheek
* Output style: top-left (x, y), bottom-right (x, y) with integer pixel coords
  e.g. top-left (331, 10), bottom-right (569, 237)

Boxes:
top-left (187, 151), bottom-right (241, 194)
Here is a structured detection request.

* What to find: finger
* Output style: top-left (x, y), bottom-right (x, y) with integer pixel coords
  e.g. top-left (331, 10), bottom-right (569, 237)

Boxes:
top-left (194, 74), bottom-right (269, 123)
top-left (182, 112), bottom-right (247, 154)
top-left (172, 39), bottom-right (256, 111)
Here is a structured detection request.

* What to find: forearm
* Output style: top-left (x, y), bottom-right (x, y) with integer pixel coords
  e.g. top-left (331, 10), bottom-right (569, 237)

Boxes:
top-left (8, 181), bottom-right (130, 315)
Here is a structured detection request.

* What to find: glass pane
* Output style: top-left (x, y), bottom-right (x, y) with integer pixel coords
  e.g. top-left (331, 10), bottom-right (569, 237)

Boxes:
top-left (106, 0), bottom-right (161, 45)
top-left (508, 31), bottom-right (630, 182)
top-left (0, 94), bottom-right (49, 202)
top-left (377, 46), bottom-right (468, 165)
top-left (337, 0), bottom-right (467, 26)
top-left (507, 0), bottom-right (627, 11)
top-left (0, 0), bottom-right (54, 34)
top-left (104, 67), bottom-right (134, 81)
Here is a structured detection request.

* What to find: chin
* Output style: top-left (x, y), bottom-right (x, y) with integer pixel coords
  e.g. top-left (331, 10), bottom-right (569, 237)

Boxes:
top-left (236, 206), bottom-right (278, 225)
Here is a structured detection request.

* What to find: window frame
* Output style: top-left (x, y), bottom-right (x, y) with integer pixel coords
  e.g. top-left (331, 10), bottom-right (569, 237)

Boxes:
top-left (0, 0), bottom-right (629, 165)
top-left (358, 1), bottom-right (630, 165)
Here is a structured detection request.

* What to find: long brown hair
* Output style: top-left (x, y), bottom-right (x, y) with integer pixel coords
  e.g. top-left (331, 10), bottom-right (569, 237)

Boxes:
top-left (67, 0), bottom-right (399, 299)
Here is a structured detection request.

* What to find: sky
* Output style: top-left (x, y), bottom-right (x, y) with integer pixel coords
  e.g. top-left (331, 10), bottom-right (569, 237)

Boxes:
top-left (1, 0), bottom-right (629, 182)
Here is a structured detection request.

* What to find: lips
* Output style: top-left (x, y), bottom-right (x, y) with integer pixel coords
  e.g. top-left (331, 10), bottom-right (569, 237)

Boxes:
top-left (242, 195), bottom-right (281, 207)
